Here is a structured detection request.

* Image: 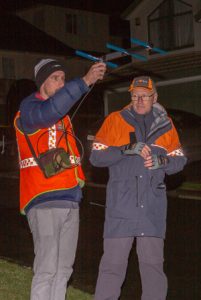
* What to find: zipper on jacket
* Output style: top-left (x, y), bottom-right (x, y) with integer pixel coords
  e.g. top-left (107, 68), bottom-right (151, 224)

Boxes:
top-left (144, 117), bottom-right (147, 142)
top-left (136, 176), bottom-right (139, 207)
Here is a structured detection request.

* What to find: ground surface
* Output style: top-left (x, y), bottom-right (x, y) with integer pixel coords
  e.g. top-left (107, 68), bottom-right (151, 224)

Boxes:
top-left (0, 173), bottom-right (200, 299)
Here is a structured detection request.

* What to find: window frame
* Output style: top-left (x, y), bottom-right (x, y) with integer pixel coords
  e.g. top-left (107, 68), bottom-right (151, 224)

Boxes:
top-left (65, 13), bottom-right (77, 35)
top-left (147, 0), bottom-right (194, 52)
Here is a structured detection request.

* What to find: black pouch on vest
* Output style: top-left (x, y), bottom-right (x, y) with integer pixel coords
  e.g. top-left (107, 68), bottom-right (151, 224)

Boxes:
top-left (38, 147), bottom-right (71, 178)
top-left (19, 118), bottom-right (73, 179)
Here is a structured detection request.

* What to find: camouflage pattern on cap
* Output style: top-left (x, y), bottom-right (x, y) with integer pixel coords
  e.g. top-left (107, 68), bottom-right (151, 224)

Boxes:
top-left (128, 76), bottom-right (156, 92)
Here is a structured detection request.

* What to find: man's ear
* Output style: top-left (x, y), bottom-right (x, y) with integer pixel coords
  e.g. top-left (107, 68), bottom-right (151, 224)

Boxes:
top-left (153, 93), bottom-right (158, 103)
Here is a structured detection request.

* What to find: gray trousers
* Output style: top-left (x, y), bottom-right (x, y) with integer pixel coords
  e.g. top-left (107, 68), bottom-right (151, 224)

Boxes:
top-left (27, 207), bottom-right (79, 300)
top-left (94, 237), bottom-right (167, 300)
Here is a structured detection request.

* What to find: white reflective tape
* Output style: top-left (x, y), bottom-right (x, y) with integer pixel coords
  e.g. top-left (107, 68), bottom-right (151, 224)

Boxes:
top-left (168, 148), bottom-right (184, 156)
top-left (92, 142), bottom-right (108, 150)
top-left (20, 157), bottom-right (37, 169)
top-left (49, 125), bottom-right (56, 149)
top-left (20, 155), bottom-right (81, 169)
top-left (69, 155), bottom-right (81, 165)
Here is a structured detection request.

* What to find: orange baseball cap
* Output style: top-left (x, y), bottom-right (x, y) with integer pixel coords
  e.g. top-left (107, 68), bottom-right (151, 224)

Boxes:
top-left (128, 76), bottom-right (156, 92)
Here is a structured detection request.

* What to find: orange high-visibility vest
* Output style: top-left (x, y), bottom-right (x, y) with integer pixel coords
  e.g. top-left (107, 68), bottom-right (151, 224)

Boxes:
top-left (14, 111), bottom-right (85, 214)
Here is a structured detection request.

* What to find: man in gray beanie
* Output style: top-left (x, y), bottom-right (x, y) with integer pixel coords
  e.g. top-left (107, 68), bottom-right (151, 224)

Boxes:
top-left (14, 58), bottom-right (106, 300)
top-left (34, 58), bottom-right (67, 89)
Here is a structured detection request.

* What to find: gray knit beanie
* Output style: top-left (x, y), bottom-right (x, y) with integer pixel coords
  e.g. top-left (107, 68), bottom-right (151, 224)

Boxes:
top-left (34, 58), bottom-right (66, 89)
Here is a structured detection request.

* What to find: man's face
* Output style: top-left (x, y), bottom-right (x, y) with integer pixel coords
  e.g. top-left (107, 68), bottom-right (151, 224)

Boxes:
top-left (40, 70), bottom-right (65, 99)
top-left (131, 87), bottom-right (157, 115)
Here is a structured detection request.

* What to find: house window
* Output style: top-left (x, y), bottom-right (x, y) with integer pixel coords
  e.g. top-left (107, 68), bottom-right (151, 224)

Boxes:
top-left (148, 0), bottom-right (194, 51)
top-left (33, 10), bottom-right (45, 29)
top-left (2, 57), bottom-right (15, 79)
top-left (66, 14), bottom-right (77, 34)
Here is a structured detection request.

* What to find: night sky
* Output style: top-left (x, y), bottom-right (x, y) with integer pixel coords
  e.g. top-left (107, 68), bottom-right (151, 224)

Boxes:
top-left (1, 0), bottom-right (134, 15)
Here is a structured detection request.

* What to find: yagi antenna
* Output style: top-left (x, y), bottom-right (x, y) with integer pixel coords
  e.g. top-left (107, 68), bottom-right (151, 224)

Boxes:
top-left (75, 39), bottom-right (168, 70)
top-left (106, 43), bottom-right (147, 61)
top-left (75, 50), bottom-right (118, 69)
top-left (130, 38), bottom-right (167, 55)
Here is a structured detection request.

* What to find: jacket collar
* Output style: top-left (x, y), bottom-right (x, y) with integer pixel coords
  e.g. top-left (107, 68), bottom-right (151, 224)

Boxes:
top-left (121, 102), bottom-right (171, 140)
top-left (35, 92), bottom-right (45, 100)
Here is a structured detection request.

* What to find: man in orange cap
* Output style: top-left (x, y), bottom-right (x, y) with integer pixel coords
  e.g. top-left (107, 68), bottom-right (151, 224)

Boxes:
top-left (90, 76), bottom-right (187, 300)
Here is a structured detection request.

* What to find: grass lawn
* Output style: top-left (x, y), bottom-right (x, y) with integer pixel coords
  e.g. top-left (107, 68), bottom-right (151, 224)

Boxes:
top-left (0, 258), bottom-right (92, 300)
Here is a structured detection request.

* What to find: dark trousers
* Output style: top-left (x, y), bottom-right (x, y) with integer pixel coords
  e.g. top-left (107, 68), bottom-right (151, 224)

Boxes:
top-left (94, 237), bottom-right (167, 300)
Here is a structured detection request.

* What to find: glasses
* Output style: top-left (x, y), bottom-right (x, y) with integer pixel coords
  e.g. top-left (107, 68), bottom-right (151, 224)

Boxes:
top-left (131, 93), bottom-right (154, 102)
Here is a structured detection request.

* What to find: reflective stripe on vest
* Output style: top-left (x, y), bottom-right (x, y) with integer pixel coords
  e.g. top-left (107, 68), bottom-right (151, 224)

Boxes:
top-left (19, 155), bottom-right (81, 168)
top-left (49, 125), bottom-right (56, 149)
top-left (20, 157), bottom-right (37, 168)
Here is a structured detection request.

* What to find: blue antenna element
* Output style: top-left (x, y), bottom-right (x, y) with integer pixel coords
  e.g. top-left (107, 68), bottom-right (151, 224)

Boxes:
top-left (75, 50), bottom-right (118, 68)
top-left (106, 43), bottom-right (147, 61)
top-left (130, 38), bottom-right (167, 55)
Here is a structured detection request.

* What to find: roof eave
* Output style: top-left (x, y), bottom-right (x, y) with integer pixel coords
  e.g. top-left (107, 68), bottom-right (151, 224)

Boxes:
top-left (121, 0), bottom-right (143, 19)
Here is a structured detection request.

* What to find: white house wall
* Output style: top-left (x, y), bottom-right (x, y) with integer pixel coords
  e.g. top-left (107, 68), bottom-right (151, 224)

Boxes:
top-left (17, 5), bottom-right (110, 53)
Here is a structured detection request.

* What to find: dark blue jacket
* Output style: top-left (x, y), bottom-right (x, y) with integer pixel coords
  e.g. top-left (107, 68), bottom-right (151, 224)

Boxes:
top-left (19, 78), bottom-right (88, 133)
